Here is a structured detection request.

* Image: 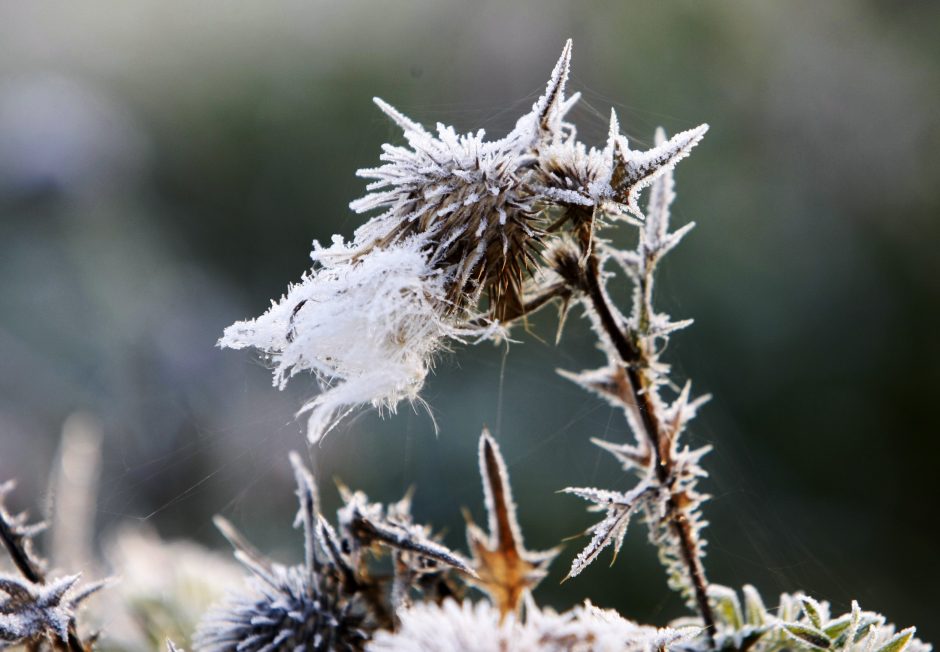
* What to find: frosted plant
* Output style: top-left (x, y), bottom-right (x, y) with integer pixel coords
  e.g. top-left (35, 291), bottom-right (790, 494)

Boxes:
top-left (521, 124), bottom-right (713, 643)
top-left (668, 584), bottom-right (929, 652)
top-left (173, 38), bottom-right (930, 652)
top-left (194, 452), bottom-right (473, 652)
top-left (0, 575), bottom-right (103, 649)
top-left (220, 39), bottom-right (708, 443)
top-left (1, 481), bottom-right (105, 651)
top-left (347, 41), bottom-right (577, 323)
top-left (367, 597), bottom-right (697, 652)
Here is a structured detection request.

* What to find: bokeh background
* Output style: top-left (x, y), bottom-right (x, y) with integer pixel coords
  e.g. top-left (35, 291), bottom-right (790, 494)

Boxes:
top-left (2, 0), bottom-right (938, 644)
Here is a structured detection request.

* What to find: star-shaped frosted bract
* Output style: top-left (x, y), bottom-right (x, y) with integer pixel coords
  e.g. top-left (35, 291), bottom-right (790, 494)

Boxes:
top-left (464, 429), bottom-right (559, 618)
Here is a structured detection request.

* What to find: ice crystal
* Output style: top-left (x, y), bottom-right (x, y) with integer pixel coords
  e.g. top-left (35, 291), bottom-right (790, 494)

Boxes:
top-left (676, 585), bottom-right (933, 652)
top-left (367, 597), bottom-right (696, 652)
top-left (463, 429), bottom-right (558, 617)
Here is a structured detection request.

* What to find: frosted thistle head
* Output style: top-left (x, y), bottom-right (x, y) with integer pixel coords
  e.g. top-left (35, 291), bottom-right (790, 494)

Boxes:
top-left (193, 454), bottom-right (374, 652)
top-left (349, 40), bottom-right (578, 322)
top-left (219, 39), bottom-right (708, 443)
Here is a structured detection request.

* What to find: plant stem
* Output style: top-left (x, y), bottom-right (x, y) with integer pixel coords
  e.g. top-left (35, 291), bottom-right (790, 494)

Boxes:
top-left (0, 514), bottom-right (43, 583)
top-left (579, 247), bottom-right (717, 647)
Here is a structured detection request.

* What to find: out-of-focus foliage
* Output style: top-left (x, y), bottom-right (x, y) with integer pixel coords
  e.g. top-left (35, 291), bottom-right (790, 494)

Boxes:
top-left (1, 0), bottom-right (938, 644)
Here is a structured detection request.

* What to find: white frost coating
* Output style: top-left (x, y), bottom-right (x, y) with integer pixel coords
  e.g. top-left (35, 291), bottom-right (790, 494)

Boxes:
top-left (367, 598), bottom-right (697, 652)
top-left (219, 238), bottom-right (496, 442)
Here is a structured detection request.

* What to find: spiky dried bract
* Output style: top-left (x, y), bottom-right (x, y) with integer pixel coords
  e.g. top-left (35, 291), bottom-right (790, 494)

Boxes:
top-left (464, 429), bottom-right (558, 617)
top-left (0, 573), bottom-right (105, 648)
top-left (681, 585), bottom-right (932, 652)
top-left (367, 598), bottom-right (696, 652)
top-left (336, 484), bottom-right (473, 578)
top-left (533, 110), bottom-right (708, 221)
top-left (1, 480), bottom-right (105, 651)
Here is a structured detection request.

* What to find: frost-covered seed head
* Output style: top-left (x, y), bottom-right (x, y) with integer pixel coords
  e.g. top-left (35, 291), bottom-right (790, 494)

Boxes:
top-left (193, 563), bottom-right (368, 652)
top-left (349, 42), bottom-right (581, 321)
top-left (193, 455), bottom-right (375, 652)
top-left (219, 238), bottom-right (497, 441)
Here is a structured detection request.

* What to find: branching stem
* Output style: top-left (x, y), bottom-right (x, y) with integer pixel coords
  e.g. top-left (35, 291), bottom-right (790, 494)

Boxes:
top-left (575, 236), bottom-right (717, 646)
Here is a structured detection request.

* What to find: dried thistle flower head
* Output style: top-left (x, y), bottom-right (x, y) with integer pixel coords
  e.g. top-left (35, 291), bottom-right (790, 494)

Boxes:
top-left (220, 38), bottom-right (707, 443)
top-left (348, 41), bottom-right (577, 321)
top-left (193, 454), bottom-right (375, 652)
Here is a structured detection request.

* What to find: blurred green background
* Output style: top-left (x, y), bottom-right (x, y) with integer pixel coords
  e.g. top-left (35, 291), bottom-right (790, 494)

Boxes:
top-left (2, 0), bottom-right (938, 642)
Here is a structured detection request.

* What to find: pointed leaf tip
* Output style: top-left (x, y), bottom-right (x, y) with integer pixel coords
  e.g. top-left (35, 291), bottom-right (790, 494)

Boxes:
top-left (875, 628), bottom-right (916, 652)
top-left (372, 97), bottom-right (426, 134)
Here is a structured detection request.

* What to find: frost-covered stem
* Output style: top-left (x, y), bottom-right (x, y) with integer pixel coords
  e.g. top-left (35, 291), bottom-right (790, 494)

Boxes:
top-left (576, 239), bottom-right (716, 645)
top-left (1, 509), bottom-right (87, 652)
top-left (0, 514), bottom-right (43, 583)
